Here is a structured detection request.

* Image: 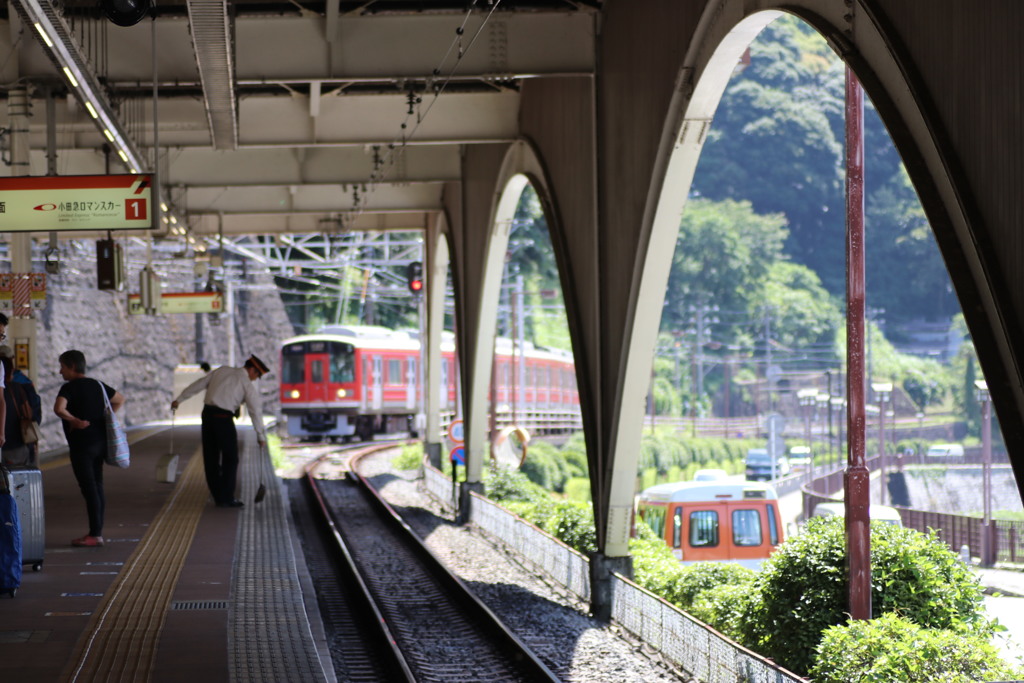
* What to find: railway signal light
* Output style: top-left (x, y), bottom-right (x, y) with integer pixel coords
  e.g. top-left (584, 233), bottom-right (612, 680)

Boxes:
top-left (406, 261), bottom-right (423, 294)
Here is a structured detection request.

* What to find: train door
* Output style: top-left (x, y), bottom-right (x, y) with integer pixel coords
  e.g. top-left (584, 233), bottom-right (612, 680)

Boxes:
top-left (371, 355), bottom-right (383, 410)
top-left (306, 347), bottom-right (329, 403)
top-left (681, 502), bottom-right (728, 563)
top-left (406, 358), bottom-right (417, 410)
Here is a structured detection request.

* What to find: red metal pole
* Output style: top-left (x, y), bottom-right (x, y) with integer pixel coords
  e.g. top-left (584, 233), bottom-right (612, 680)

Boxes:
top-left (845, 65), bottom-right (871, 621)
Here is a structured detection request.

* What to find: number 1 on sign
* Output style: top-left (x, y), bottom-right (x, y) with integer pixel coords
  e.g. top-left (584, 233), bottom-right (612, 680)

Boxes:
top-left (125, 198), bottom-right (147, 220)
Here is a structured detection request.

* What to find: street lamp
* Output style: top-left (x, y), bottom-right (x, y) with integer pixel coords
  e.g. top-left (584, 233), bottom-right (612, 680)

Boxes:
top-left (816, 392), bottom-right (831, 476)
top-left (798, 388), bottom-right (818, 485)
top-left (872, 382), bottom-right (893, 505)
top-left (975, 379), bottom-right (993, 566)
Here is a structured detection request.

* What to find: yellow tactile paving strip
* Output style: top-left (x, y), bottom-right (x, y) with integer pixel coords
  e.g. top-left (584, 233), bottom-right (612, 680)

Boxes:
top-left (61, 447), bottom-right (207, 682)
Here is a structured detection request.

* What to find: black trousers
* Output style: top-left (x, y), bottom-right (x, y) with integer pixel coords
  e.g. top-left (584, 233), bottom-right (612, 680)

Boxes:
top-left (69, 440), bottom-right (106, 537)
top-left (200, 406), bottom-right (239, 505)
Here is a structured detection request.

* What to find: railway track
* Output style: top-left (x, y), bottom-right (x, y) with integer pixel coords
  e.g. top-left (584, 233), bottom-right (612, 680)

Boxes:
top-left (292, 443), bottom-right (560, 682)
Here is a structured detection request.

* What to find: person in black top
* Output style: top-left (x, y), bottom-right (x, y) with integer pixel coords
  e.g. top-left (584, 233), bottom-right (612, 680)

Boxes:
top-left (54, 350), bottom-right (126, 548)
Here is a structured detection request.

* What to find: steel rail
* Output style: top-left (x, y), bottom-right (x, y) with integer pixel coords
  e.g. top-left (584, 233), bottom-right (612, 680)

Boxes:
top-left (302, 441), bottom-right (561, 682)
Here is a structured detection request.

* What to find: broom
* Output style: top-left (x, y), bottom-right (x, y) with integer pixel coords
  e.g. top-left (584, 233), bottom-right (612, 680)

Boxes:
top-left (254, 441), bottom-right (268, 503)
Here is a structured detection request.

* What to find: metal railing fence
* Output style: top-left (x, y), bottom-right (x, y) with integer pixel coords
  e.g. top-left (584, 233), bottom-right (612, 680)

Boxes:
top-left (421, 464), bottom-right (806, 682)
top-left (611, 576), bottom-right (804, 683)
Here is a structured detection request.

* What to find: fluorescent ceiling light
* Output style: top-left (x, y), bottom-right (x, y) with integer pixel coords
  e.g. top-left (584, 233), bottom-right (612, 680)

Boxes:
top-left (16, 0), bottom-right (148, 173)
top-left (33, 22), bottom-right (52, 47)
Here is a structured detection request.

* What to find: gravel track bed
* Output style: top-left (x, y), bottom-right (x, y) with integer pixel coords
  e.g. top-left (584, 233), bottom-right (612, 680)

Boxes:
top-left (358, 452), bottom-right (689, 682)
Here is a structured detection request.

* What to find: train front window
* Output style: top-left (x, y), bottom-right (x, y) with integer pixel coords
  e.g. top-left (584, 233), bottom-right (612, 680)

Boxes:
top-left (310, 360), bottom-right (323, 383)
top-left (282, 351), bottom-right (305, 384)
top-left (330, 343), bottom-right (355, 383)
top-left (732, 509), bottom-right (763, 547)
top-left (689, 510), bottom-right (719, 548)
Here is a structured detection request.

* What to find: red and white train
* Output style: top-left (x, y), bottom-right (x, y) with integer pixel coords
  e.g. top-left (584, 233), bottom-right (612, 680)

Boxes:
top-left (279, 325), bottom-right (581, 441)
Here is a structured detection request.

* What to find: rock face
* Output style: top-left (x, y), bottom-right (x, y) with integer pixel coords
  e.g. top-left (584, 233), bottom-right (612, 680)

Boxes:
top-left (20, 239), bottom-right (294, 454)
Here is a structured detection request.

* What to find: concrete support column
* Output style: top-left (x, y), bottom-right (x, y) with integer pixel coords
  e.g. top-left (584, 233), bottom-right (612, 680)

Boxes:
top-left (588, 552), bottom-right (633, 622)
top-left (7, 87), bottom-right (39, 383)
top-left (456, 480), bottom-right (483, 525)
top-left (424, 216), bottom-right (450, 469)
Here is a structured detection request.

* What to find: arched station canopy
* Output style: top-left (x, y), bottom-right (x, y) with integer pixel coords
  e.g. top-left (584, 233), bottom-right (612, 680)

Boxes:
top-left (3, 1), bottom-right (1024, 607)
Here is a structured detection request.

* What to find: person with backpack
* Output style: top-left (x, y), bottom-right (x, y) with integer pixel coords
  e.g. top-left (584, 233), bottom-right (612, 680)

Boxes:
top-left (1, 357), bottom-right (40, 468)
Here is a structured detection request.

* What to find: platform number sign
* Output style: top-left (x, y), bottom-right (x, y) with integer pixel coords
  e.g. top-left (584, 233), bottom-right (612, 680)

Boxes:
top-left (125, 198), bottom-right (147, 221)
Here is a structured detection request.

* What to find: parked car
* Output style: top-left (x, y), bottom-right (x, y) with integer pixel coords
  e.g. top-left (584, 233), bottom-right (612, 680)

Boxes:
top-left (745, 448), bottom-right (789, 481)
top-left (693, 468), bottom-right (729, 482)
top-left (926, 443), bottom-right (964, 458)
top-left (812, 502), bottom-right (903, 526)
top-left (788, 446), bottom-right (813, 473)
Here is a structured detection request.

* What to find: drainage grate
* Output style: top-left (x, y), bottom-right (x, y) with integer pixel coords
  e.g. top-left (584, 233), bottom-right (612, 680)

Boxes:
top-left (171, 600), bottom-right (228, 611)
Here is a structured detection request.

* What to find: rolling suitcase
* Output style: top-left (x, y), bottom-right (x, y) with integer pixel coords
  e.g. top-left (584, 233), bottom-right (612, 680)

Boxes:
top-left (0, 468), bottom-right (22, 597)
top-left (7, 468), bottom-right (44, 571)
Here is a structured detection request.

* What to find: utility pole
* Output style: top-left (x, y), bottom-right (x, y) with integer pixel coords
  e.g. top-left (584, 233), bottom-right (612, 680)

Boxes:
top-left (845, 64), bottom-right (871, 622)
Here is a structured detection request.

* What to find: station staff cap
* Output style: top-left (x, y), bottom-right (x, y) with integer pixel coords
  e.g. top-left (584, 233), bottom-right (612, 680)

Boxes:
top-left (247, 354), bottom-right (270, 377)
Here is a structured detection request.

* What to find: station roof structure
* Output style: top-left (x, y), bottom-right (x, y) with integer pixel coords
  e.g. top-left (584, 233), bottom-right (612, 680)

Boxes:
top-left (0, 1), bottom-right (597, 244)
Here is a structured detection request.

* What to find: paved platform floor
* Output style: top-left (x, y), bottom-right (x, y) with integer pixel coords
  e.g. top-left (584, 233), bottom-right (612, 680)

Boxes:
top-left (0, 423), bottom-right (332, 683)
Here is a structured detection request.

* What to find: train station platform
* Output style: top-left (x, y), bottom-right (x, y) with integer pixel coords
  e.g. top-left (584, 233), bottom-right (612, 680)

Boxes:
top-left (0, 422), bottom-right (333, 683)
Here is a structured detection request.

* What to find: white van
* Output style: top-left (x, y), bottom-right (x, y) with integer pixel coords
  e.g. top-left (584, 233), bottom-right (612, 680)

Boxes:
top-left (926, 443), bottom-right (964, 458)
top-left (811, 502), bottom-right (903, 526)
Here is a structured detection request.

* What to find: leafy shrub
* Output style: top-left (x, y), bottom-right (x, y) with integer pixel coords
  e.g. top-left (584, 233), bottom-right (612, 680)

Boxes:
top-left (563, 477), bottom-right (591, 503)
top-left (744, 516), bottom-right (991, 676)
top-left (629, 524), bottom-right (687, 598)
top-left (521, 441), bottom-right (567, 491)
top-left (483, 466), bottom-right (547, 503)
top-left (543, 500), bottom-right (596, 553)
top-left (392, 442), bottom-right (424, 470)
top-left (688, 583), bottom-right (758, 642)
top-left (671, 562), bottom-right (756, 610)
top-left (810, 612), bottom-right (1021, 683)
top-left (560, 444), bottom-right (589, 479)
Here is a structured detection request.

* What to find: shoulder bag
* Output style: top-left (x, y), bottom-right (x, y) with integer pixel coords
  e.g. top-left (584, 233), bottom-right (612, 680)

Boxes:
top-left (98, 380), bottom-right (130, 468)
top-left (12, 384), bottom-right (39, 446)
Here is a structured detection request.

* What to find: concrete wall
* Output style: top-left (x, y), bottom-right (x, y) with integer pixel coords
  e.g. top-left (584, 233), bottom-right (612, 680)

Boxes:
top-left (27, 239), bottom-right (293, 455)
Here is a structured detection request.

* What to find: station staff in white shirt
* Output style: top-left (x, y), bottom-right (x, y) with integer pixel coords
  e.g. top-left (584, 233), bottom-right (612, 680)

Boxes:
top-left (171, 355), bottom-right (269, 508)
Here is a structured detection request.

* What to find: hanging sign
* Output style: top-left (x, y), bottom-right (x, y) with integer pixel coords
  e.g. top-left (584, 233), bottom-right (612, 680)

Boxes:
top-left (0, 273), bottom-right (47, 317)
top-left (0, 174), bottom-right (153, 232)
top-left (128, 291), bottom-right (223, 315)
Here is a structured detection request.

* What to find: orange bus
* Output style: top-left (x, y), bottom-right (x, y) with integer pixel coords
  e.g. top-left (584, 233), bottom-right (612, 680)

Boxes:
top-left (636, 481), bottom-right (784, 569)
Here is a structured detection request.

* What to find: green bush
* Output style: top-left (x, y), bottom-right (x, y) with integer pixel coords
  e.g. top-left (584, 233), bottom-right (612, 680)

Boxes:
top-left (629, 524), bottom-right (687, 598)
top-left (563, 477), bottom-right (591, 503)
top-left (671, 562), bottom-right (756, 610)
top-left (543, 500), bottom-right (596, 553)
top-left (810, 612), bottom-right (1021, 683)
top-left (392, 442), bottom-right (424, 470)
top-left (744, 517), bottom-right (991, 676)
top-left (560, 444), bottom-right (589, 479)
top-left (688, 583), bottom-right (757, 642)
top-left (483, 466), bottom-right (547, 503)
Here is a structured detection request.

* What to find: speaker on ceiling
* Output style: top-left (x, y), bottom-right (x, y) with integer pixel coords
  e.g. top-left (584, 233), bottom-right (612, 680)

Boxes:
top-left (100, 0), bottom-right (151, 27)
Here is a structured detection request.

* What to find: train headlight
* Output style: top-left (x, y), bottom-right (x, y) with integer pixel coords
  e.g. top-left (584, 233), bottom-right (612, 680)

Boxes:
top-left (336, 388), bottom-right (347, 398)
top-left (289, 390), bottom-right (300, 399)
